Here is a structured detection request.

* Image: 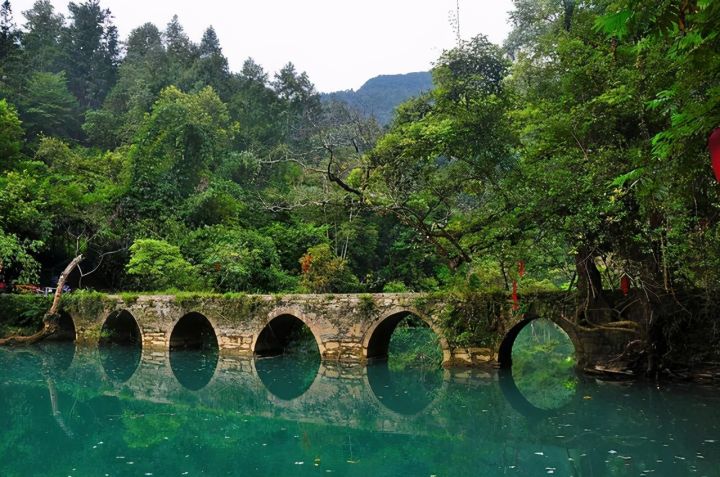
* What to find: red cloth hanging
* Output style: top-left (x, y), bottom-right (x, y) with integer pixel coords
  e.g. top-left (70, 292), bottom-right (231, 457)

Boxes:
top-left (512, 279), bottom-right (519, 311)
top-left (620, 274), bottom-right (631, 296)
top-left (518, 260), bottom-right (526, 278)
top-left (709, 127), bottom-right (720, 182)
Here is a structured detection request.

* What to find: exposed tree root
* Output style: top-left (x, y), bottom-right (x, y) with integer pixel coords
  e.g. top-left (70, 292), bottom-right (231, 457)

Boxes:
top-left (0, 255), bottom-right (83, 346)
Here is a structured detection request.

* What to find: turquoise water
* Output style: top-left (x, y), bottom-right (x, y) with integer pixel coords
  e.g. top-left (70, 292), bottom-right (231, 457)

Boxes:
top-left (1, 341), bottom-right (719, 477)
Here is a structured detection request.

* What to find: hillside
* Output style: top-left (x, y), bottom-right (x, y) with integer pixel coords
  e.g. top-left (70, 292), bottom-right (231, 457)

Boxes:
top-left (323, 72), bottom-right (432, 125)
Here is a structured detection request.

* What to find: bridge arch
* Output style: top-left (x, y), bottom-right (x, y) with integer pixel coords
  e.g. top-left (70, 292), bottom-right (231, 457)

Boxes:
top-left (252, 307), bottom-right (324, 357)
top-left (362, 307), bottom-right (450, 364)
top-left (497, 367), bottom-right (582, 420)
top-left (497, 314), bottom-right (581, 369)
top-left (45, 311), bottom-right (77, 342)
top-left (168, 312), bottom-right (219, 350)
top-left (100, 309), bottom-right (143, 346)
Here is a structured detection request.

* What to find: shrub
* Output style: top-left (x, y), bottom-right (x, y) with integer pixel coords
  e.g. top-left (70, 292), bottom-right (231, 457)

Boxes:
top-left (299, 243), bottom-right (359, 293)
top-left (126, 239), bottom-right (202, 291)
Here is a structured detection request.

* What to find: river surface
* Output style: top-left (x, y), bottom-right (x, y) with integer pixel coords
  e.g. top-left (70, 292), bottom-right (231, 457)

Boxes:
top-left (0, 343), bottom-right (718, 477)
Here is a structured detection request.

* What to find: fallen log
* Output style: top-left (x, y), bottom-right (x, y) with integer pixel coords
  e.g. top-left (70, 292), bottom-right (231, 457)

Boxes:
top-left (0, 255), bottom-right (83, 346)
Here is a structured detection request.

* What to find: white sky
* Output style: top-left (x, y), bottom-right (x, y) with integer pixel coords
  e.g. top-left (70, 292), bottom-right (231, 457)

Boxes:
top-left (10, 0), bottom-right (516, 92)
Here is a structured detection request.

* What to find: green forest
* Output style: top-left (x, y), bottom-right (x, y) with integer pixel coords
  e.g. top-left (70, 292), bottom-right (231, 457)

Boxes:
top-left (0, 0), bottom-right (718, 319)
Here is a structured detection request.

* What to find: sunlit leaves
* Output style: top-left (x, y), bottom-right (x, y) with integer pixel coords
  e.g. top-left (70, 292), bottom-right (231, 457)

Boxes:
top-left (126, 239), bottom-right (201, 291)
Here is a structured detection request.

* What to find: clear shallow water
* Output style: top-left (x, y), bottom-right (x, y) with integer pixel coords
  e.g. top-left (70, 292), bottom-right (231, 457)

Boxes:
top-left (1, 343), bottom-right (719, 477)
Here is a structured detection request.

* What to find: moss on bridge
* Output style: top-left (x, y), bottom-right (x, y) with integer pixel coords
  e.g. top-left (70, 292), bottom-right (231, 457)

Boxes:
top-left (412, 290), bottom-right (577, 349)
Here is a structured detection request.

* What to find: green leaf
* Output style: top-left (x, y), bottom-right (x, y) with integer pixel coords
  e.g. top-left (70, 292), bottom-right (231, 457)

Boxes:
top-left (594, 10), bottom-right (631, 38)
top-left (611, 167), bottom-right (645, 188)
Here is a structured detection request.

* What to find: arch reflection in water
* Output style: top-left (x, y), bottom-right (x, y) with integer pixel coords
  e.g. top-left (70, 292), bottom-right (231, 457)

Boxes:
top-left (37, 341), bottom-right (76, 374)
top-left (366, 361), bottom-right (443, 415)
top-left (255, 355), bottom-right (320, 401)
top-left (501, 317), bottom-right (578, 412)
top-left (99, 310), bottom-right (142, 382)
top-left (169, 313), bottom-right (219, 391)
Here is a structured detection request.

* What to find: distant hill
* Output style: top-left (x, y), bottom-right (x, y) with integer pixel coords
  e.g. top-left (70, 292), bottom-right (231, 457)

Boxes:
top-left (323, 71), bottom-right (433, 126)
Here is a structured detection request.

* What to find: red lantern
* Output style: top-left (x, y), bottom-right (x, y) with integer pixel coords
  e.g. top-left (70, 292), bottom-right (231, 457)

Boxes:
top-left (518, 260), bottom-right (526, 278)
top-left (620, 274), bottom-right (631, 296)
top-left (709, 127), bottom-right (720, 182)
top-left (512, 280), bottom-right (519, 311)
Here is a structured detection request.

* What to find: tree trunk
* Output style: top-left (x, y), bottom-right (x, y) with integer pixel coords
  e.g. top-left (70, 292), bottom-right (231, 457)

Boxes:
top-left (640, 257), bottom-right (668, 379)
top-left (575, 248), bottom-right (611, 325)
top-left (0, 255), bottom-right (83, 346)
top-left (640, 211), bottom-right (670, 379)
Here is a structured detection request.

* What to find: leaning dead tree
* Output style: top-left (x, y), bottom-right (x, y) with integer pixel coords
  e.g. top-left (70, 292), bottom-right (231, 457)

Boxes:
top-left (0, 255), bottom-right (83, 346)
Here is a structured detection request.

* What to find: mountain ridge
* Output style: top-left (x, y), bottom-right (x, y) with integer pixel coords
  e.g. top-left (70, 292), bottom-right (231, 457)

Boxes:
top-left (322, 71), bottom-right (432, 125)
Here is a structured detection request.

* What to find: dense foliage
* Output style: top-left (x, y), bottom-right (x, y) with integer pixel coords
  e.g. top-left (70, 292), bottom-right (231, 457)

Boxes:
top-left (1, 0), bottom-right (719, 370)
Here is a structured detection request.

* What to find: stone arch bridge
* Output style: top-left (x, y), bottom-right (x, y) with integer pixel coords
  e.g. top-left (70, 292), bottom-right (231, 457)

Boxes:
top-left (63, 293), bottom-right (639, 369)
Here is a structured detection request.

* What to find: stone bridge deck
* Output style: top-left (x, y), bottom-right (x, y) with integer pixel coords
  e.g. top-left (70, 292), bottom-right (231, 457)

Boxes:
top-left (63, 292), bottom-right (640, 369)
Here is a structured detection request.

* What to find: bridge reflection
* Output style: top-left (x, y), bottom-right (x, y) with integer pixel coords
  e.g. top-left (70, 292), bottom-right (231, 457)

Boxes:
top-left (254, 355), bottom-right (321, 400)
top-left (365, 362), bottom-right (444, 415)
top-left (52, 347), bottom-right (580, 422)
top-left (169, 349), bottom-right (219, 391)
top-left (99, 344), bottom-right (142, 383)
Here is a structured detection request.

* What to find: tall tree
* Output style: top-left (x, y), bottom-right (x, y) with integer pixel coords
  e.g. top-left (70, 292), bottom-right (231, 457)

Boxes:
top-left (0, 0), bottom-right (18, 59)
top-left (369, 35), bottom-right (514, 269)
top-left (18, 71), bottom-right (79, 140)
top-left (0, 0), bottom-right (22, 96)
top-left (124, 86), bottom-right (234, 220)
top-left (62, 0), bottom-right (119, 109)
top-left (84, 22), bottom-right (170, 148)
top-left (272, 62), bottom-right (322, 145)
top-left (163, 14), bottom-right (196, 86)
top-left (124, 21), bottom-right (164, 61)
top-left (229, 57), bottom-right (283, 150)
top-left (189, 26), bottom-right (230, 99)
top-left (0, 98), bottom-right (22, 169)
top-left (21, 0), bottom-right (65, 73)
